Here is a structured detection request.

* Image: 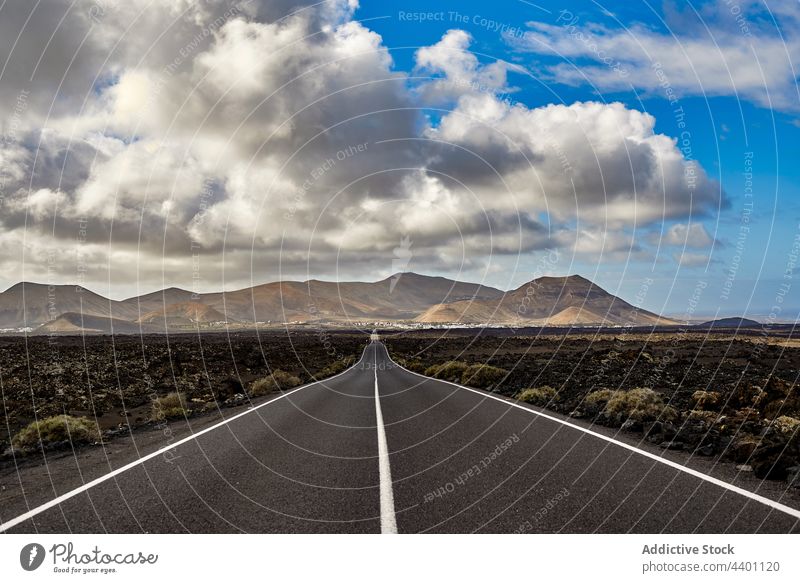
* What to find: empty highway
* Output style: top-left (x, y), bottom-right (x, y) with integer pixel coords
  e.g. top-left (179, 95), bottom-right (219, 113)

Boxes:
top-left (2, 339), bottom-right (799, 533)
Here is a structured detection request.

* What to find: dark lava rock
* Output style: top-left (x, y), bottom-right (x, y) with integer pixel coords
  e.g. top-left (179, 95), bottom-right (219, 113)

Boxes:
top-left (785, 466), bottom-right (800, 488)
top-left (695, 444), bottom-right (715, 456)
top-left (223, 393), bottom-right (247, 407)
top-left (726, 437), bottom-right (760, 463)
top-left (751, 443), bottom-right (794, 480)
top-left (621, 419), bottom-right (642, 433)
top-left (659, 440), bottom-right (685, 450)
top-left (215, 377), bottom-right (244, 400)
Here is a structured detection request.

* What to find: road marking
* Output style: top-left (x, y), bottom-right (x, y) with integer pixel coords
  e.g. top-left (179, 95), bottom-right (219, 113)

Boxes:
top-left (0, 349), bottom-right (369, 533)
top-left (386, 346), bottom-right (800, 522)
top-left (373, 346), bottom-right (398, 534)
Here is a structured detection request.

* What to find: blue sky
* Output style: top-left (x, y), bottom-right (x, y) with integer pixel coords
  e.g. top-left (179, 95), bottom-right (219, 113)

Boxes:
top-left (354, 0), bottom-right (800, 318)
top-left (1, 0), bottom-right (799, 320)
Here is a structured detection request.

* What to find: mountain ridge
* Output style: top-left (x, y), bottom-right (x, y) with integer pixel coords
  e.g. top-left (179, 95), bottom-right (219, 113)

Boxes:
top-left (0, 273), bottom-right (678, 332)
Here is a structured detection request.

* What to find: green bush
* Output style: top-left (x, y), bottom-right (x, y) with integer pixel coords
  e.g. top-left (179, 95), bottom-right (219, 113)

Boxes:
top-left (250, 370), bottom-right (302, 396)
top-left (516, 386), bottom-right (557, 406)
top-left (12, 415), bottom-right (100, 450)
top-left (602, 388), bottom-right (677, 425)
top-left (425, 361), bottom-right (469, 382)
top-left (152, 392), bottom-right (188, 421)
top-left (461, 364), bottom-right (507, 388)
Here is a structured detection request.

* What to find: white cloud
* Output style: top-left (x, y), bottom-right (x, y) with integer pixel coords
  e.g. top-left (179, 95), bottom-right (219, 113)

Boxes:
top-left (428, 95), bottom-right (722, 227)
top-left (0, 1), bottom-right (726, 295)
top-left (657, 222), bottom-right (715, 248)
top-left (509, 4), bottom-right (800, 111)
top-left (414, 29), bottom-right (513, 104)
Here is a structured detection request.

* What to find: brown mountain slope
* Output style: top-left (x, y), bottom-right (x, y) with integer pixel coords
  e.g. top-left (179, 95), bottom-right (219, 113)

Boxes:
top-left (0, 273), bottom-right (675, 329)
top-left (196, 273), bottom-right (504, 323)
top-left (416, 275), bottom-right (677, 326)
top-left (0, 282), bottom-right (139, 328)
top-left (33, 312), bottom-right (159, 334)
top-left (121, 287), bottom-right (196, 314)
top-left (137, 302), bottom-right (232, 325)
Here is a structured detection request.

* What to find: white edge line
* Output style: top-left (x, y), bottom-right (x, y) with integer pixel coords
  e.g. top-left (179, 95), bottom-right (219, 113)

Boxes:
top-left (373, 341), bottom-right (398, 534)
top-left (0, 348), bottom-right (369, 533)
top-left (386, 349), bottom-right (800, 522)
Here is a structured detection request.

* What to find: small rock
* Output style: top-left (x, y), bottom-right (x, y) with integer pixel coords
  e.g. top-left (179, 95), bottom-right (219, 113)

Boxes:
top-left (696, 444), bottom-right (714, 456)
top-left (223, 393), bottom-right (247, 407)
top-left (621, 419), bottom-right (642, 432)
top-left (751, 442), bottom-right (795, 480)
top-left (736, 464), bottom-right (753, 472)
top-left (785, 466), bottom-right (800, 488)
top-left (659, 440), bottom-right (685, 450)
top-left (728, 437), bottom-right (759, 463)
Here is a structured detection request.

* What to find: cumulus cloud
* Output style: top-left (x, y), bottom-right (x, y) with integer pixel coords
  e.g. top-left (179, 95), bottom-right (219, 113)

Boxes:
top-left (427, 95), bottom-right (722, 227)
top-left (0, 0), bottom-right (726, 295)
top-left (414, 29), bottom-right (515, 104)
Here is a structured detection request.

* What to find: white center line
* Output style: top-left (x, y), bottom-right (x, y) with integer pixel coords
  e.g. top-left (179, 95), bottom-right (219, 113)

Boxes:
top-left (373, 343), bottom-right (398, 534)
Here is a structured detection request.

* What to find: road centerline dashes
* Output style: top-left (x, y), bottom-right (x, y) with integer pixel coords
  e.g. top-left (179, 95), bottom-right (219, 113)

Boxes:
top-left (373, 341), bottom-right (398, 534)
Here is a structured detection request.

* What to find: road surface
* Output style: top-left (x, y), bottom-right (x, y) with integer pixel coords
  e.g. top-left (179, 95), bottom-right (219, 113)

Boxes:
top-left (2, 339), bottom-right (799, 533)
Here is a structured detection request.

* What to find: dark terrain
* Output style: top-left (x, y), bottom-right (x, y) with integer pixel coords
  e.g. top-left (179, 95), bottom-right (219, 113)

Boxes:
top-left (1, 327), bottom-right (799, 533)
top-left (0, 330), bottom-right (368, 455)
top-left (3, 326), bottom-right (799, 491)
top-left (383, 327), bottom-right (800, 488)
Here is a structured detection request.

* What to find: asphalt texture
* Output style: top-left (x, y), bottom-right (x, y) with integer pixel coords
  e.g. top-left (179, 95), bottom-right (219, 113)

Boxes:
top-left (4, 341), bottom-right (799, 533)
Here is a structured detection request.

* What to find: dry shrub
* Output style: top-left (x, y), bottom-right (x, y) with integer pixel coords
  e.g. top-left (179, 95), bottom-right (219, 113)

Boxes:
top-left (516, 386), bottom-right (557, 406)
top-left (250, 370), bottom-right (301, 396)
top-left (12, 415), bottom-right (100, 451)
top-left (318, 356), bottom-right (355, 378)
top-left (461, 364), bottom-right (507, 388)
top-left (425, 361), bottom-right (469, 382)
top-left (773, 415), bottom-right (800, 436)
top-left (152, 392), bottom-right (187, 421)
top-left (691, 390), bottom-right (721, 410)
top-left (598, 388), bottom-right (677, 425)
top-left (584, 389), bottom-right (615, 416)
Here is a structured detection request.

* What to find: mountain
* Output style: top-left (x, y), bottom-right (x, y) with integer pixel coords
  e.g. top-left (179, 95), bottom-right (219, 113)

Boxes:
top-left (696, 317), bottom-right (761, 328)
top-left (191, 273), bottom-right (504, 323)
top-left (0, 282), bottom-right (139, 328)
top-left (137, 302), bottom-right (231, 325)
top-left (34, 312), bottom-right (159, 334)
top-left (415, 275), bottom-right (676, 326)
top-left (121, 287), bottom-right (197, 313)
top-left (0, 273), bottom-right (676, 331)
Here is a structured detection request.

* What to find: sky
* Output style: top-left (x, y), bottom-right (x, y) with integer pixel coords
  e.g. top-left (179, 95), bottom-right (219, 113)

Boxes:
top-left (0, 0), bottom-right (798, 319)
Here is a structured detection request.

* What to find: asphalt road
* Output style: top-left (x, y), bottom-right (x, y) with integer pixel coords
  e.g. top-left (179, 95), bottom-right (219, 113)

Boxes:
top-left (3, 340), bottom-right (799, 533)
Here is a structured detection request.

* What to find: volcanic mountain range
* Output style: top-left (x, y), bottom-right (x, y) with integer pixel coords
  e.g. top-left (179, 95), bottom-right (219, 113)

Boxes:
top-left (0, 273), bottom-right (678, 333)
